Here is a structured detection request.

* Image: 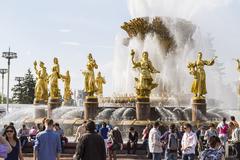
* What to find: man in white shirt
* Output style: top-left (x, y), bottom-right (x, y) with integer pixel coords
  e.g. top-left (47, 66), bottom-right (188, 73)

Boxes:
top-left (148, 121), bottom-right (163, 160)
top-left (181, 123), bottom-right (197, 160)
top-left (74, 121), bottom-right (87, 142)
top-left (229, 122), bottom-right (240, 159)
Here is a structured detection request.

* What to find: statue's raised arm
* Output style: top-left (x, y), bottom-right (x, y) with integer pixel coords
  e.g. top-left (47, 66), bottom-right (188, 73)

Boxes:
top-left (93, 59), bottom-right (98, 69)
top-left (204, 56), bottom-right (217, 66)
top-left (130, 49), bottom-right (140, 68)
top-left (33, 61), bottom-right (39, 75)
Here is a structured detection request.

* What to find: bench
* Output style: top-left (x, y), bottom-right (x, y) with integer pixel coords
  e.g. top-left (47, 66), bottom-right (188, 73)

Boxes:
top-left (22, 141), bottom-right (147, 155)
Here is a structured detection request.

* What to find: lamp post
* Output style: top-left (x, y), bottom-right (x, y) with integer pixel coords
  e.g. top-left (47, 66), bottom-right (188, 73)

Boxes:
top-left (15, 77), bottom-right (24, 104)
top-left (15, 77), bottom-right (24, 85)
top-left (0, 69), bottom-right (8, 104)
top-left (2, 48), bottom-right (17, 112)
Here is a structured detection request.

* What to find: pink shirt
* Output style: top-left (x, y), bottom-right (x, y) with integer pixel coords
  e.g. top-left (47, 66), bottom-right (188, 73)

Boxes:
top-left (217, 122), bottom-right (228, 136)
top-left (29, 128), bottom-right (37, 136)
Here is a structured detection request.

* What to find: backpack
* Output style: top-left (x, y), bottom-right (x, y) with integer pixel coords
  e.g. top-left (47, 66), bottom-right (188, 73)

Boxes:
top-left (167, 132), bottom-right (178, 151)
top-left (201, 149), bottom-right (221, 160)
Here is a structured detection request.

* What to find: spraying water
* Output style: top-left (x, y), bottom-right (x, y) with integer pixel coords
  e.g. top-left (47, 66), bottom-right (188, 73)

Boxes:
top-left (112, 0), bottom-right (237, 109)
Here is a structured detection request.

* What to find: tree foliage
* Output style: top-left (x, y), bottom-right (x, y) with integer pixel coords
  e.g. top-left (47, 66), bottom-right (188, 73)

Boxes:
top-left (11, 69), bottom-right (36, 104)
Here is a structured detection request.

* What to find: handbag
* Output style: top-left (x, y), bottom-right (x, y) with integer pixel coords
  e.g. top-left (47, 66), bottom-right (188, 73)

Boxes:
top-left (107, 141), bottom-right (120, 151)
top-left (107, 141), bottom-right (113, 149)
top-left (0, 144), bottom-right (8, 158)
top-left (112, 142), bottom-right (120, 151)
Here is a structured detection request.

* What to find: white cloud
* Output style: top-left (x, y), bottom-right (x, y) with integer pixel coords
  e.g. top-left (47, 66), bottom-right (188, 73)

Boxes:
top-left (95, 45), bottom-right (113, 49)
top-left (58, 29), bottom-right (72, 33)
top-left (60, 41), bottom-right (80, 46)
top-left (25, 51), bottom-right (31, 56)
top-left (60, 41), bottom-right (113, 49)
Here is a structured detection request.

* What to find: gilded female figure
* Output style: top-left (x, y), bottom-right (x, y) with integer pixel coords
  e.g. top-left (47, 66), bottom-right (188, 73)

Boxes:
top-left (130, 49), bottom-right (159, 97)
top-left (95, 72), bottom-right (106, 96)
top-left (61, 70), bottom-right (72, 102)
top-left (82, 53), bottom-right (98, 96)
top-left (48, 67), bottom-right (59, 99)
top-left (52, 57), bottom-right (60, 78)
top-left (33, 61), bottom-right (48, 101)
top-left (188, 52), bottom-right (217, 99)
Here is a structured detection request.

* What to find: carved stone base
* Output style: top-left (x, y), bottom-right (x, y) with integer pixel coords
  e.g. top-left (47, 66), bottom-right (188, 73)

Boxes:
top-left (136, 97), bottom-right (150, 120)
top-left (47, 98), bottom-right (62, 118)
top-left (84, 97), bottom-right (98, 120)
top-left (33, 99), bottom-right (47, 105)
top-left (34, 107), bottom-right (47, 119)
top-left (192, 98), bottom-right (207, 122)
top-left (63, 99), bottom-right (74, 106)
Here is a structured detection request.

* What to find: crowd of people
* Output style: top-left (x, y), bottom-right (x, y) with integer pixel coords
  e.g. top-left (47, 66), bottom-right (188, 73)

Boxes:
top-left (0, 115), bottom-right (239, 160)
top-left (138, 116), bottom-right (240, 160)
top-left (0, 119), bottom-right (67, 160)
top-left (75, 116), bottom-right (240, 160)
top-left (73, 116), bottom-right (240, 160)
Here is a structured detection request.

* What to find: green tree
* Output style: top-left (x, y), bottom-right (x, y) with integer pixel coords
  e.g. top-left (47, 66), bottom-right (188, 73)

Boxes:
top-left (21, 69), bottom-right (36, 104)
top-left (11, 81), bottom-right (24, 103)
top-left (11, 69), bottom-right (36, 104)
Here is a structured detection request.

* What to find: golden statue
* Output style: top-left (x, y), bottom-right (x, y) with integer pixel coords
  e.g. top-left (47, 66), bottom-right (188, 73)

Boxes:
top-left (52, 57), bottom-right (60, 78)
top-left (48, 57), bottom-right (62, 99)
top-left (82, 53), bottom-right (98, 96)
top-left (237, 59), bottom-right (240, 72)
top-left (33, 61), bottom-right (48, 102)
top-left (235, 59), bottom-right (240, 95)
top-left (187, 52), bottom-right (217, 99)
top-left (61, 70), bottom-right (72, 102)
top-left (48, 67), bottom-right (59, 99)
top-left (95, 72), bottom-right (106, 96)
top-left (42, 66), bottom-right (49, 101)
top-left (130, 49), bottom-right (160, 97)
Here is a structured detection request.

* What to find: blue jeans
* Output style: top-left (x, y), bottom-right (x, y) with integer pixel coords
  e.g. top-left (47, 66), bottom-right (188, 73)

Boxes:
top-left (165, 151), bottom-right (177, 160)
top-left (182, 153), bottom-right (195, 160)
top-left (219, 135), bottom-right (227, 146)
top-left (152, 153), bottom-right (161, 160)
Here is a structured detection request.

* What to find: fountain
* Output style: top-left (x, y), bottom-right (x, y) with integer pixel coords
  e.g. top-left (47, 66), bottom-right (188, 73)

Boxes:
top-left (0, 12), bottom-right (239, 138)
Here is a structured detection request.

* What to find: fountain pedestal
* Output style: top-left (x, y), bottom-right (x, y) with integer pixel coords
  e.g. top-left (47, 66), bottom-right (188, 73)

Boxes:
top-left (136, 97), bottom-right (150, 120)
top-left (34, 106), bottom-right (47, 119)
top-left (84, 97), bottom-right (98, 120)
top-left (47, 98), bottom-right (62, 118)
top-left (192, 98), bottom-right (206, 122)
top-left (63, 99), bottom-right (74, 106)
top-left (34, 99), bottom-right (46, 105)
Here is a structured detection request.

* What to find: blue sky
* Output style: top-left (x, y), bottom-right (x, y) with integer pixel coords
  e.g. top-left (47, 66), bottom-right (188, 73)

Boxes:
top-left (0, 0), bottom-right (240, 96)
top-left (0, 0), bottom-right (129, 96)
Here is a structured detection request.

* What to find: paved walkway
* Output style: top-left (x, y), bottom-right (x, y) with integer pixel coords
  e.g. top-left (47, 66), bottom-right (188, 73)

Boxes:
top-left (24, 154), bottom-right (149, 160)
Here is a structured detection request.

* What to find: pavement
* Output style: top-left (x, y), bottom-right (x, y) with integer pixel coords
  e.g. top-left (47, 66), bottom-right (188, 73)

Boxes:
top-left (24, 154), bottom-right (149, 160)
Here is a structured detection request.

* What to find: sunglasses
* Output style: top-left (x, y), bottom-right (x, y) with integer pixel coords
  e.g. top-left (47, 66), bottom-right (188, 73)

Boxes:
top-left (6, 130), bottom-right (14, 133)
